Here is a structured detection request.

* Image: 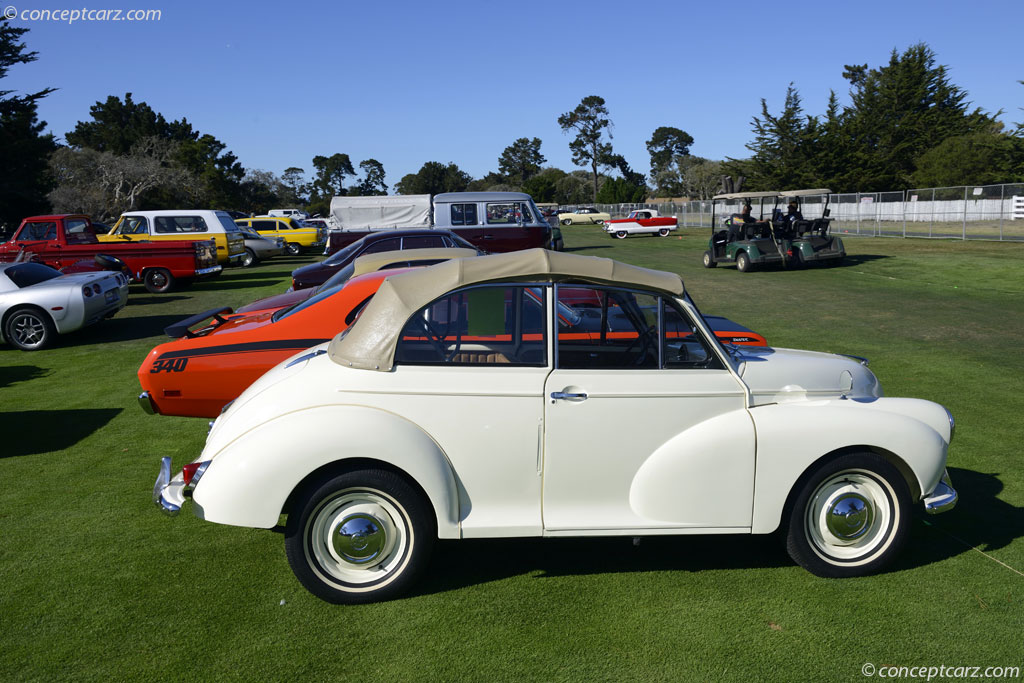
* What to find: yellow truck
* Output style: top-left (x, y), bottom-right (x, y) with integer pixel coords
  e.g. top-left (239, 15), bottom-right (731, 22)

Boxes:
top-left (102, 210), bottom-right (246, 266)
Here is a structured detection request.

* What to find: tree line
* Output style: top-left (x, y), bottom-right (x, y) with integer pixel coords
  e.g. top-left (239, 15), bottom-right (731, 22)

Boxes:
top-left (2, 18), bottom-right (1021, 230)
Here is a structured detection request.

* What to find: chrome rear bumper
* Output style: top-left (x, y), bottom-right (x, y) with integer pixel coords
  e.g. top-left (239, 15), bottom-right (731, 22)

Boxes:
top-left (154, 456), bottom-right (185, 516)
top-left (923, 470), bottom-right (957, 515)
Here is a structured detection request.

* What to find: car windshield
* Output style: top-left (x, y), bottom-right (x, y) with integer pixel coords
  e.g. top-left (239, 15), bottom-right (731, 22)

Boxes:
top-left (315, 263), bottom-right (357, 293)
top-left (447, 233), bottom-right (477, 250)
top-left (272, 279), bottom-right (349, 322)
top-left (323, 240), bottom-right (363, 266)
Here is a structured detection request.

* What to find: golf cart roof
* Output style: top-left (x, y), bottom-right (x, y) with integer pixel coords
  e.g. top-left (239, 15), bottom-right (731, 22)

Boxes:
top-left (713, 191), bottom-right (780, 200)
top-left (779, 188), bottom-right (832, 198)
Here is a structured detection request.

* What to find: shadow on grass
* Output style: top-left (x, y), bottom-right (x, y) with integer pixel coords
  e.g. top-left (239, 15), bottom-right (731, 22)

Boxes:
top-left (0, 408), bottom-right (122, 458)
top-left (0, 365), bottom-right (50, 388)
top-left (126, 295), bottom-right (192, 306)
top-left (187, 279), bottom-right (290, 291)
top-left (74, 315), bottom-right (186, 344)
top-left (896, 467), bottom-right (1024, 572)
top-left (411, 468), bottom-right (1020, 596)
top-left (564, 245), bottom-right (613, 253)
top-left (414, 534), bottom-right (789, 598)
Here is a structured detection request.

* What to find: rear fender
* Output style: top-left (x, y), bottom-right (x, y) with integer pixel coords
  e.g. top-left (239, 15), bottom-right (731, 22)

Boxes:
top-left (192, 405), bottom-right (460, 538)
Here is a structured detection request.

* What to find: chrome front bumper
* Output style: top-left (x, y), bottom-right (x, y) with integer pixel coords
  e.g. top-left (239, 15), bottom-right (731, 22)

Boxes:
top-left (154, 456), bottom-right (185, 516)
top-left (923, 469), bottom-right (958, 515)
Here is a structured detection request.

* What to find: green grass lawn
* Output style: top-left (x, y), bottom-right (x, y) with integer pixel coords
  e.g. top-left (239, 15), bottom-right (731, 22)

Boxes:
top-left (2, 234), bottom-right (1022, 681)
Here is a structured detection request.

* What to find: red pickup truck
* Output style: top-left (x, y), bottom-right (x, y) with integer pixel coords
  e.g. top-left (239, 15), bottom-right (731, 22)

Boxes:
top-left (0, 215), bottom-right (221, 293)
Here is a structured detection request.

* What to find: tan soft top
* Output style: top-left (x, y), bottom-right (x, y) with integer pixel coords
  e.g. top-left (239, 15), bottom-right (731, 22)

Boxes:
top-left (328, 248), bottom-right (684, 371)
top-left (351, 247), bottom-right (478, 277)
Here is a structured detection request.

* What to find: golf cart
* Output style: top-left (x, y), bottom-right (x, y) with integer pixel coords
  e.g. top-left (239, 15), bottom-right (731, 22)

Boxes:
top-left (776, 189), bottom-right (845, 266)
top-left (702, 191), bottom-right (789, 272)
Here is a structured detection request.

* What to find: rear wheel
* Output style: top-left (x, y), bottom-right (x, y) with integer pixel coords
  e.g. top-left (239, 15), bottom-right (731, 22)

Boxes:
top-left (658, 228), bottom-right (670, 237)
top-left (702, 250), bottom-right (717, 268)
top-left (785, 453), bottom-right (910, 577)
top-left (4, 307), bottom-right (55, 351)
top-left (615, 231), bottom-right (628, 239)
top-left (143, 268), bottom-right (175, 293)
top-left (285, 469), bottom-right (435, 604)
top-left (285, 243), bottom-right (301, 256)
top-left (241, 248), bottom-right (258, 267)
top-left (736, 251), bottom-right (752, 273)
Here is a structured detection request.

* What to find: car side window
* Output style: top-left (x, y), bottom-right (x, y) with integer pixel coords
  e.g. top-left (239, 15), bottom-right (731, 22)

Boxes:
top-left (361, 237), bottom-right (402, 254)
top-left (486, 202), bottom-right (516, 225)
top-left (402, 235), bottom-right (445, 249)
top-left (451, 203), bottom-right (478, 226)
top-left (252, 220), bottom-right (277, 232)
top-left (554, 285), bottom-right (721, 370)
top-left (395, 285), bottom-right (546, 366)
top-left (122, 216), bottom-right (149, 234)
top-left (155, 216), bottom-right (209, 234)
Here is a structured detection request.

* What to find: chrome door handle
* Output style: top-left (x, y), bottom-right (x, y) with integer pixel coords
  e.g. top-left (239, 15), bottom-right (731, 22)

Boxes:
top-left (550, 391), bottom-right (587, 401)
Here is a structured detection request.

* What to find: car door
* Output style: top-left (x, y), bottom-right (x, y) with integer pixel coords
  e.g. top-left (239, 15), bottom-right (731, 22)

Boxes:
top-left (541, 284), bottom-right (754, 533)
top-left (372, 283), bottom-right (552, 537)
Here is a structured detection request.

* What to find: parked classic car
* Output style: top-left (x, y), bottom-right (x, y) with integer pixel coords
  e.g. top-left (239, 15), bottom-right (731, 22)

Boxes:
top-left (558, 207), bottom-right (611, 226)
top-left (603, 210), bottom-right (678, 239)
top-left (238, 228), bottom-right (286, 267)
top-left (153, 249), bottom-right (955, 603)
top-left (235, 216), bottom-right (327, 255)
top-left (236, 248), bottom-right (479, 315)
top-left (102, 210), bottom-right (246, 266)
top-left (292, 229), bottom-right (482, 291)
top-left (0, 261), bottom-right (129, 350)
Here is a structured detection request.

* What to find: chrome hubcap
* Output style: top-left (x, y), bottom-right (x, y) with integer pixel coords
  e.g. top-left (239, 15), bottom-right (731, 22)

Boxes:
top-left (332, 514), bottom-right (387, 564)
top-left (825, 493), bottom-right (873, 540)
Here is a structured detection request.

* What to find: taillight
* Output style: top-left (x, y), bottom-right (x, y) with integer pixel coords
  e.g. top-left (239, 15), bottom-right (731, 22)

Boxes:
top-left (182, 460), bottom-right (210, 490)
top-left (93, 283), bottom-right (101, 294)
top-left (82, 285), bottom-right (92, 297)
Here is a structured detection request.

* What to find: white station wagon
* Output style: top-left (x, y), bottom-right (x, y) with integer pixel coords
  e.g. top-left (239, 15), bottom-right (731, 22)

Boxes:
top-left (154, 250), bottom-right (957, 603)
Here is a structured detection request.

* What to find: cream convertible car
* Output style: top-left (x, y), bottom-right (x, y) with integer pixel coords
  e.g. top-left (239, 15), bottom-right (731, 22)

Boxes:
top-left (154, 250), bottom-right (957, 603)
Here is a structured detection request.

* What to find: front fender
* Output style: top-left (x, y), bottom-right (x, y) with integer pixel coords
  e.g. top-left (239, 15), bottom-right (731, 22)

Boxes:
top-left (750, 398), bottom-right (950, 534)
top-left (192, 405), bottom-right (461, 538)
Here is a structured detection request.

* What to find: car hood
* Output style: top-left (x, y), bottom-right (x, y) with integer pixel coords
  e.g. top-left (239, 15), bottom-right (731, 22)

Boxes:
top-left (734, 346), bottom-right (881, 404)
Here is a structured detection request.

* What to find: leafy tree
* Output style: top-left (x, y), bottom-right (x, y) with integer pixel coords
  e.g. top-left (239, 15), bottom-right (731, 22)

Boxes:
top-left (238, 169), bottom-right (289, 213)
top-left (311, 153), bottom-right (355, 198)
top-left (911, 128), bottom-right (1017, 187)
top-left (554, 171), bottom-right (594, 205)
top-left (0, 20), bottom-right (56, 229)
top-left (350, 158), bottom-right (388, 196)
top-left (841, 43), bottom-right (994, 190)
top-left (281, 166), bottom-right (307, 204)
top-left (597, 153), bottom-right (648, 203)
top-left (646, 126), bottom-right (693, 176)
top-left (740, 83), bottom-right (817, 190)
top-left (65, 92), bottom-right (245, 208)
top-left (558, 96), bottom-right (613, 202)
top-left (394, 161), bottom-right (471, 195)
top-left (521, 167), bottom-right (566, 203)
top-left (498, 137), bottom-right (546, 185)
top-left (466, 171), bottom-right (509, 192)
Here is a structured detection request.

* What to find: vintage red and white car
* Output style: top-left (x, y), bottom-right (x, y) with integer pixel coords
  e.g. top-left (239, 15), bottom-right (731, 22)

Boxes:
top-left (153, 249), bottom-right (956, 603)
top-left (604, 209), bottom-right (678, 239)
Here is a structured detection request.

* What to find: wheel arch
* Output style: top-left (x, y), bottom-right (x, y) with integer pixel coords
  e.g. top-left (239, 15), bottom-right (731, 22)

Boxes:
top-left (2, 303), bottom-right (57, 342)
top-left (192, 404), bottom-right (462, 538)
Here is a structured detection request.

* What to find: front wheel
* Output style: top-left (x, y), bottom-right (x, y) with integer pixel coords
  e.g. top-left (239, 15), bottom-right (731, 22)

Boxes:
top-left (736, 251), bottom-right (752, 273)
top-left (615, 230), bottom-right (628, 239)
top-left (285, 243), bottom-right (301, 256)
top-left (143, 268), bottom-right (175, 293)
top-left (595, 219), bottom-right (605, 225)
top-left (658, 228), bottom-right (670, 237)
top-left (285, 469), bottom-right (435, 604)
top-left (4, 307), bottom-right (55, 351)
top-left (785, 453), bottom-right (910, 577)
top-left (702, 250), bottom-right (717, 268)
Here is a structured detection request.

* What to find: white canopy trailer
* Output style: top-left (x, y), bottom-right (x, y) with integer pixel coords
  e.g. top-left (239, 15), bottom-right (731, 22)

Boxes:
top-left (328, 195), bottom-right (431, 232)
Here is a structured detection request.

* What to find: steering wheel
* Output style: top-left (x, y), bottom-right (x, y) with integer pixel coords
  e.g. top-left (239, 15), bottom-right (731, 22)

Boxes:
top-left (623, 324), bottom-right (658, 367)
top-left (415, 317), bottom-right (448, 360)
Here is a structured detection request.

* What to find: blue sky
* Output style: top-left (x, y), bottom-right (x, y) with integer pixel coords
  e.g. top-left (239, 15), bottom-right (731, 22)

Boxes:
top-left (4, 0), bottom-right (1022, 188)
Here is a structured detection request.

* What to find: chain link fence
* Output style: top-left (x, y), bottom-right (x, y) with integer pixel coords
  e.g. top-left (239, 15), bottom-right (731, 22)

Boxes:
top-left (571, 182), bottom-right (1024, 241)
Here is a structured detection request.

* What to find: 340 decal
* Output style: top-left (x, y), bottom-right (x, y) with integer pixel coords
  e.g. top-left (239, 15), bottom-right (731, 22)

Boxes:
top-left (151, 358), bottom-right (189, 373)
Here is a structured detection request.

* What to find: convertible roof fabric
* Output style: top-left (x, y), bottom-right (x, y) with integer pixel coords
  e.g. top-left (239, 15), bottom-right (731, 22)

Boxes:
top-left (328, 248), bottom-right (685, 371)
